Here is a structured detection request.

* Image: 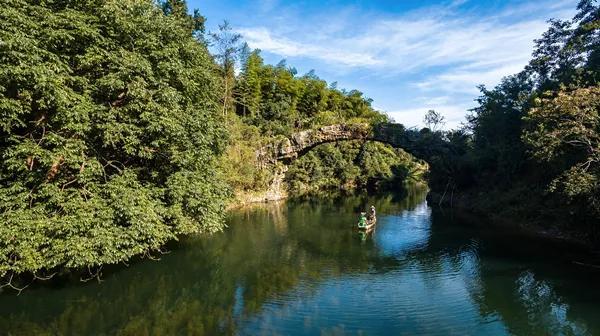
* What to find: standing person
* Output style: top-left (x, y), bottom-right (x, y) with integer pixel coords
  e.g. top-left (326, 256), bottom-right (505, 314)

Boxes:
top-left (368, 206), bottom-right (376, 221)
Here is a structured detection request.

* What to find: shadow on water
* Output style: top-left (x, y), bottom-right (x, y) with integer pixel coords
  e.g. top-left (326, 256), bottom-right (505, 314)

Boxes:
top-left (1, 185), bottom-right (600, 335)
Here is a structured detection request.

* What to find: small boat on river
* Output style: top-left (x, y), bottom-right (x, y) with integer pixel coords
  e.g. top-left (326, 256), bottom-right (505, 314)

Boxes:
top-left (357, 208), bottom-right (377, 232)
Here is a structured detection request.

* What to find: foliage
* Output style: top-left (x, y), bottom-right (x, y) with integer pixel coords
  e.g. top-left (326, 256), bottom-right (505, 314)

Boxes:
top-left (423, 109), bottom-right (446, 131)
top-left (529, 0), bottom-right (600, 89)
top-left (524, 86), bottom-right (600, 214)
top-left (225, 47), bottom-right (419, 196)
top-left (466, 73), bottom-right (535, 183)
top-left (208, 21), bottom-right (245, 116)
top-left (218, 114), bottom-right (274, 192)
top-left (0, 0), bottom-right (228, 283)
top-left (428, 0), bottom-right (600, 237)
top-left (234, 51), bottom-right (388, 137)
top-left (287, 141), bottom-right (426, 196)
top-left (8, 0), bottom-right (598, 288)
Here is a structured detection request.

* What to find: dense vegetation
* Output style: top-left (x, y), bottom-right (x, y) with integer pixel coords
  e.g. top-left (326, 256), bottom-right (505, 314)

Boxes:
top-left (0, 0), bottom-right (230, 287)
top-left (220, 46), bottom-right (423, 196)
top-left (0, 0), bottom-right (420, 288)
top-left (287, 141), bottom-right (426, 195)
top-left (3, 0), bottom-right (596, 290)
top-left (428, 0), bottom-right (600, 240)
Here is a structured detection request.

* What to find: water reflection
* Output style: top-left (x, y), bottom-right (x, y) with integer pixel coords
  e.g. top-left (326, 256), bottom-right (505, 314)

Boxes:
top-left (1, 186), bottom-right (599, 335)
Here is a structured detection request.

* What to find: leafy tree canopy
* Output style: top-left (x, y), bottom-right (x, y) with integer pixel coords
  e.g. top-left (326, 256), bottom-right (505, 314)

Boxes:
top-left (0, 0), bottom-right (228, 283)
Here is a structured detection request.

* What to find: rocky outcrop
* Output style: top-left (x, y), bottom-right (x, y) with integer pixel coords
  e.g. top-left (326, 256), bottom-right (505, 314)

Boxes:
top-left (229, 165), bottom-right (289, 208)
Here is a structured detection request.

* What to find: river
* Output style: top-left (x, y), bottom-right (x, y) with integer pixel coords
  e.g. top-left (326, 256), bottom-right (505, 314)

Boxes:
top-left (1, 187), bottom-right (599, 335)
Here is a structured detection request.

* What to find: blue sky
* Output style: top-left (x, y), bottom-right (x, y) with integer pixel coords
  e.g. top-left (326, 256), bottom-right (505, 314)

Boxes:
top-left (190, 0), bottom-right (578, 128)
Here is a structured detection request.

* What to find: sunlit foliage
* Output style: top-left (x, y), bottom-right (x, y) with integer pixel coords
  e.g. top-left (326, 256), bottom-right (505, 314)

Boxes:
top-left (0, 0), bottom-right (228, 282)
top-left (525, 86), bottom-right (600, 214)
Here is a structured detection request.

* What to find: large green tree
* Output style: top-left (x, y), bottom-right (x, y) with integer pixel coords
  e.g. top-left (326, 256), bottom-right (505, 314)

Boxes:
top-left (0, 0), bottom-right (228, 285)
top-left (525, 86), bottom-right (600, 215)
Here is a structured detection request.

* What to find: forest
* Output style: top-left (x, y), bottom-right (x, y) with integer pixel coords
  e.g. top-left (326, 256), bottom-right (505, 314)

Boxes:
top-left (0, 0), bottom-right (598, 289)
top-left (425, 0), bottom-right (600, 241)
top-left (220, 45), bottom-right (427, 198)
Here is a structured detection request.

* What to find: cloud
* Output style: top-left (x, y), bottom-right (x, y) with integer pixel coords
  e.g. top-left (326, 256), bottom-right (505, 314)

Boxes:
top-left (415, 63), bottom-right (528, 95)
top-left (238, 27), bottom-right (382, 67)
top-left (385, 104), bottom-right (472, 130)
top-left (239, 1), bottom-right (573, 74)
top-left (258, 0), bottom-right (278, 12)
top-left (236, 0), bottom-right (577, 128)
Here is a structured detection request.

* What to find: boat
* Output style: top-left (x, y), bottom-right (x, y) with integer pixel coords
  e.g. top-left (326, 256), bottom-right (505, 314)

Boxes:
top-left (357, 212), bottom-right (376, 232)
top-left (358, 218), bottom-right (376, 232)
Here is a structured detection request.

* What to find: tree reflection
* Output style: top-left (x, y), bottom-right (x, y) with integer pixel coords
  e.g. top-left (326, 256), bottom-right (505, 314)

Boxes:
top-left (1, 186), bottom-right (600, 335)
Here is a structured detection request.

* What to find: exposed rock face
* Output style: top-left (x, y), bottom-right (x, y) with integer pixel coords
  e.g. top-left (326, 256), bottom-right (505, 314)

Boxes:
top-left (230, 165), bottom-right (289, 208)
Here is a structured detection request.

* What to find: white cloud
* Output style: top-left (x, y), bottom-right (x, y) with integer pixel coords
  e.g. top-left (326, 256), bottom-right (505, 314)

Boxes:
top-left (385, 104), bottom-right (472, 130)
top-left (236, 0), bottom-right (577, 127)
top-left (416, 63), bottom-right (528, 95)
top-left (239, 1), bottom-right (573, 74)
top-left (258, 0), bottom-right (278, 12)
top-left (239, 27), bottom-right (383, 67)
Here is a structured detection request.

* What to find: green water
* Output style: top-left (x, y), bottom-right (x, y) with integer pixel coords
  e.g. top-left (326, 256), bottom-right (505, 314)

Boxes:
top-left (1, 187), bottom-right (600, 335)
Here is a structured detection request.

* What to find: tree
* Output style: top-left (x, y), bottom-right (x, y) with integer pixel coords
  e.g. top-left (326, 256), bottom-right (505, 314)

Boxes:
top-left (467, 73), bottom-right (535, 181)
top-left (423, 110), bottom-right (446, 131)
top-left (297, 73), bottom-right (328, 118)
top-left (237, 49), bottom-right (264, 117)
top-left (209, 21), bottom-right (244, 116)
top-left (524, 86), bottom-right (600, 213)
top-left (0, 0), bottom-right (228, 287)
top-left (160, 0), bottom-right (206, 36)
top-left (161, 0), bottom-right (188, 16)
top-left (529, 0), bottom-right (600, 89)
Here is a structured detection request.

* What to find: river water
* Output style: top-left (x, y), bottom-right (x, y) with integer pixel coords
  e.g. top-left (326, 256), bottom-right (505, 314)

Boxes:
top-left (1, 187), bottom-right (600, 335)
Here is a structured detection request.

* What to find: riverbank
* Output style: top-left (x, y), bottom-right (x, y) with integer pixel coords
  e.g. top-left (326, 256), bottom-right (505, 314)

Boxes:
top-left (227, 189), bottom-right (288, 210)
top-left (230, 178), bottom-right (599, 252)
top-left (228, 179), bottom-right (430, 211)
top-left (7, 190), bottom-right (600, 335)
top-left (428, 187), bottom-right (600, 252)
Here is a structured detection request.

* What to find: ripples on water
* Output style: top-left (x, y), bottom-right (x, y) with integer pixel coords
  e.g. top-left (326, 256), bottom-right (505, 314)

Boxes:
top-left (1, 187), bottom-right (599, 335)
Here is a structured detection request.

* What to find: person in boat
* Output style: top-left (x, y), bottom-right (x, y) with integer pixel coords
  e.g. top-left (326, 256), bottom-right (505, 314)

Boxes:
top-left (358, 212), bottom-right (368, 228)
top-left (368, 206), bottom-right (376, 222)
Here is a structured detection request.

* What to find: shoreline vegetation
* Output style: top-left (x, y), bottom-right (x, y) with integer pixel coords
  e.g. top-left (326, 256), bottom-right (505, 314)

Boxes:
top-left (429, 191), bottom-right (599, 252)
top-left (1, 0), bottom-right (599, 291)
